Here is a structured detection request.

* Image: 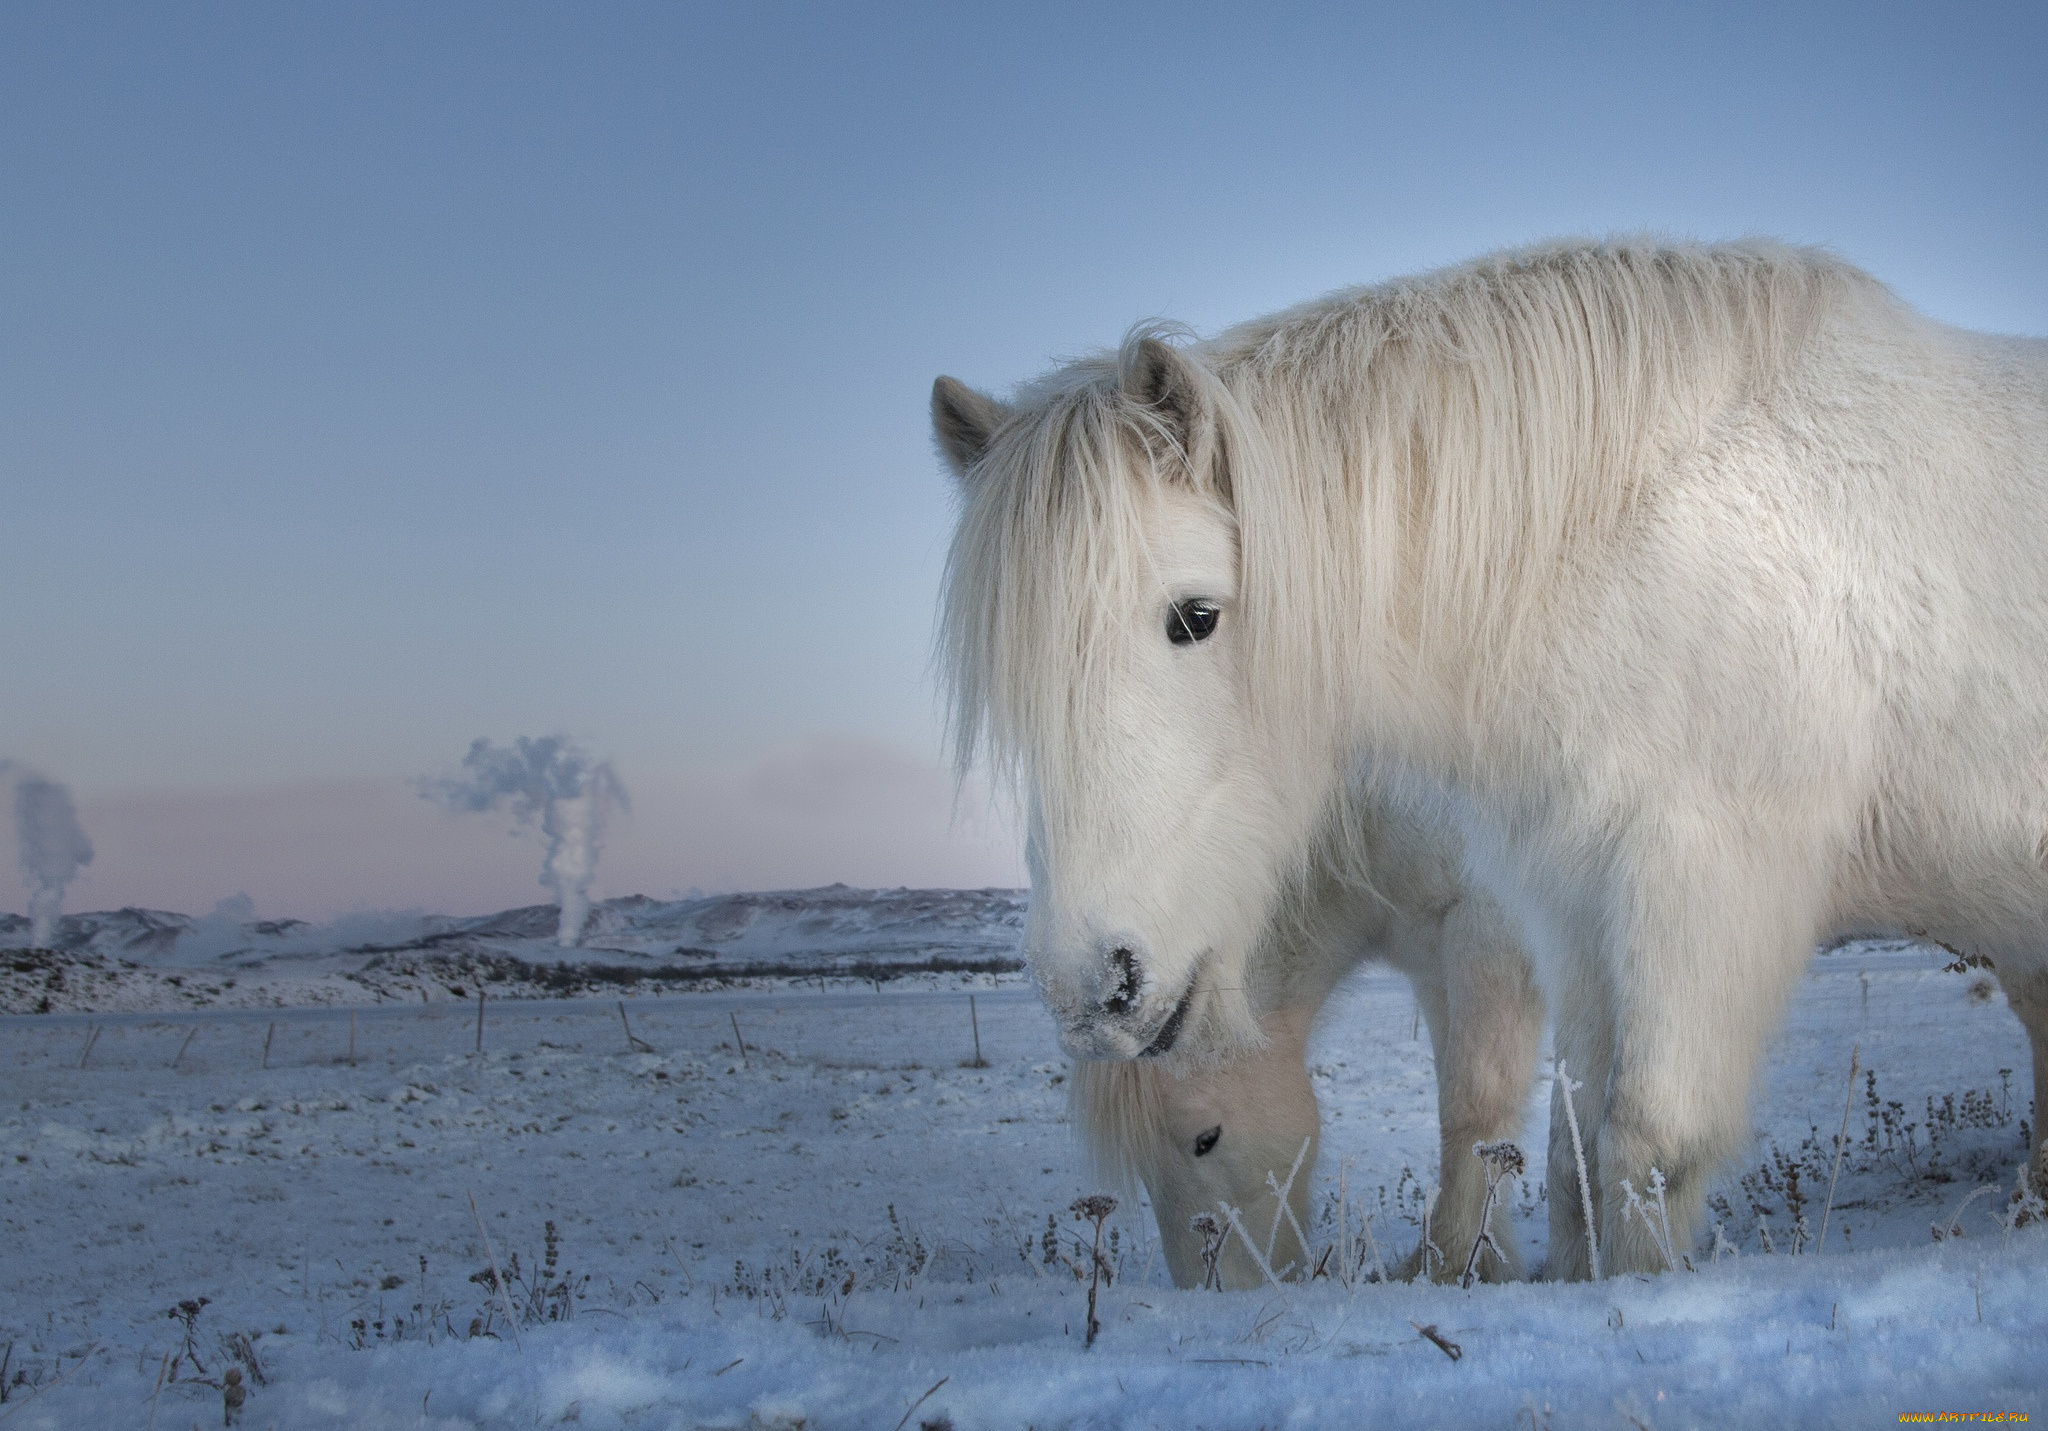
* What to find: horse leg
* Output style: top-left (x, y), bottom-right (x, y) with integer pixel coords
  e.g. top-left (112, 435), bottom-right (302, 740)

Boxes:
top-left (1592, 852), bottom-right (1820, 1276)
top-left (1399, 896), bottom-right (1545, 1283)
top-left (1996, 956), bottom-right (2048, 1189)
top-left (1079, 1003), bottom-right (1322, 1290)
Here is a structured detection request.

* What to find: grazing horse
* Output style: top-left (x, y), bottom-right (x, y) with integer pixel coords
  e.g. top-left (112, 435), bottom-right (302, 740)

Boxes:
top-left (934, 237), bottom-right (2048, 1281)
top-left (1068, 804), bottom-right (1543, 1289)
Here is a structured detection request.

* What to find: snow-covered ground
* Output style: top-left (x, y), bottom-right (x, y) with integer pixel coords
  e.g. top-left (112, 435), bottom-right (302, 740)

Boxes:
top-left (0, 892), bottom-right (2041, 1428)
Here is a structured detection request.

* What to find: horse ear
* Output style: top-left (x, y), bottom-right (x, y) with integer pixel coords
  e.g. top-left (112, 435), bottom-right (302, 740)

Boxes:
top-left (931, 377), bottom-right (1011, 481)
top-left (1121, 337), bottom-right (1201, 427)
top-left (1121, 336), bottom-right (1221, 491)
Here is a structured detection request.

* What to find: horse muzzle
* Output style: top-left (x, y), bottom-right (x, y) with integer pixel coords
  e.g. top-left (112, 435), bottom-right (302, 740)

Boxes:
top-left (1044, 938), bottom-right (1202, 1060)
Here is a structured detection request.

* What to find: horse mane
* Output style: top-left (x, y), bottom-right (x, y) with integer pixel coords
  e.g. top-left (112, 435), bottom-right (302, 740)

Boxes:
top-left (943, 237), bottom-right (1868, 796)
top-left (1221, 237), bottom-right (1864, 745)
top-left (938, 329), bottom-right (1244, 809)
top-left (1068, 1055), bottom-right (1171, 1197)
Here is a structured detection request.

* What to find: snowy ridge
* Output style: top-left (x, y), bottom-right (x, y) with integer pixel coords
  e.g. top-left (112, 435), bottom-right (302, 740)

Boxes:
top-left (0, 886), bottom-right (1027, 1013)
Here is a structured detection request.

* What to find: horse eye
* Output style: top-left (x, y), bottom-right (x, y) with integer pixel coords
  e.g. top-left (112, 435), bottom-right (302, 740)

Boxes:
top-left (1193, 1125), bottom-right (1221, 1157)
top-left (1167, 599), bottom-right (1221, 644)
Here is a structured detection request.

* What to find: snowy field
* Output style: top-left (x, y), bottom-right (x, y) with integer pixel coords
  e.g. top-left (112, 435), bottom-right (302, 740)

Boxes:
top-left (0, 906), bottom-right (2043, 1427)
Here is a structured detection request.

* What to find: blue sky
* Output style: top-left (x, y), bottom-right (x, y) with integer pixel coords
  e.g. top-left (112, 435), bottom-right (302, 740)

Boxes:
top-left (3, 1), bottom-right (2043, 918)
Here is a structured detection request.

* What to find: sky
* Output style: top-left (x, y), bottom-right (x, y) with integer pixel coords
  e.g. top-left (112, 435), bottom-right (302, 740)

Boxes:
top-left (2, 1), bottom-right (2044, 921)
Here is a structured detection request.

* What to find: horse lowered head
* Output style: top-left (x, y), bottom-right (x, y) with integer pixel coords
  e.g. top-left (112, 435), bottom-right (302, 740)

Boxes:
top-left (934, 337), bottom-right (1313, 1063)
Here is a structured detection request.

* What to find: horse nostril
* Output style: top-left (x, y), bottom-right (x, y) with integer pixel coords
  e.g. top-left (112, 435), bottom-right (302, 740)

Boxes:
top-left (1102, 945), bottom-right (1142, 1015)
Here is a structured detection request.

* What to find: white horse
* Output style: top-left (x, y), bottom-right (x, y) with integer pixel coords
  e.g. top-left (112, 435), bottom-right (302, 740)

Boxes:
top-left (934, 237), bottom-right (2048, 1281)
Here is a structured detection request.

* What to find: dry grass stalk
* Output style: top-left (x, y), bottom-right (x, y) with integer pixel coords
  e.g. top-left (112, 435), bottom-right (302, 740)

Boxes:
top-left (1335, 1157), bottom-right (1354, 1287)
top-left (1359, 1206), bottom-right (1388, 1285)
top-left (1418, 1186), bottom-right (1442, 1282)
top-left (1817, 1045), bottom-right (1861, 1253)
top-left (1262, 1137), bottom-right (1314, 1272)
top-left (144, 1350), bottom-right (169, 1431)
top-left (0, 1343), bottom-right (98, 1425)
top-left (1932, 1183), bottom-right (2001, 1242)
top-left (1411, 1321), bottom-right (1462, 1361)
top-left (1334, 1157), bottom-right (1389, 1286)
top-left (466, 1190), bottom-right (522, 1350)
top-left (1218, 1201), bottom-right (1288, 1296)
top-left (891, 1376), bottom-right (950, 1431)
top-left (1555, 1059), bottom-right (1600, 1280)
top-left (1618, 1170), bottom-right (1681, 1272)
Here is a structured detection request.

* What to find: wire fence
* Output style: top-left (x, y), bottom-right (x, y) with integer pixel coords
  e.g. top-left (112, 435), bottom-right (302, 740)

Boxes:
top-left (0, 984), bottom-right (1052, 1079)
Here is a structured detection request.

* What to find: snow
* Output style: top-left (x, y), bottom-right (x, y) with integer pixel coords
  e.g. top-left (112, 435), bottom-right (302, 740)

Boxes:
top-left (0, 891), bottom-right (2041, 1428)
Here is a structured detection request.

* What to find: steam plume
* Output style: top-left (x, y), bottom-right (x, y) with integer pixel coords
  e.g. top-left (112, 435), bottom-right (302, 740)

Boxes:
top-left (0, 763), bottom-right (96, 948)
top-left (417, 737), bottom-right (626, 946)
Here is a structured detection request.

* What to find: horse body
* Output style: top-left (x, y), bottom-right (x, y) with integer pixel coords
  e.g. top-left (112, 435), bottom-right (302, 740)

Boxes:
top-left (1411, 293), bottom-right (2048, 1273)
top-left (935, 238), bottom-right (2048, 1281)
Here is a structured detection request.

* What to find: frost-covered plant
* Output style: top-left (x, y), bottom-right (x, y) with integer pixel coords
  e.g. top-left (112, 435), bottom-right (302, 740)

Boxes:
top-left (1419, 1185), bottom-right (1449, 1283)
top-left (2003, 1164), bottom-right (2046, 1239)
top-left (1554, 1060), bottom-right (1600, 1282)
top-left (164, 1297), bottom-right (211, 1378)
top-left (1070, 1195), bottom-right (1116, 1348)
top-left (1713, 1063), bottom-right (2027, 1255)
top-left (1460, 1141), bottom-right (1526, 1288)
top-left (349, 1257), bottom-right (460, 1347)
top-left (1619, 1169), bottom-right (1682, 1273)
top-left (724, 1205), bottom-right (934, 1319)
top-left (1216, 1200), bottom-right (1289, 1295)
top-left (467, 1220), bottom-right (588, 1333)
top-left (1188, 1213), bottom-right (1226, 1291)
top-left (1311, 1157), bottom-right (1390, 1290)
top-left (1931, 1183), bottom-right (2004, 1242)
top-left (1262, 1139), bottom-right (1315, 1280)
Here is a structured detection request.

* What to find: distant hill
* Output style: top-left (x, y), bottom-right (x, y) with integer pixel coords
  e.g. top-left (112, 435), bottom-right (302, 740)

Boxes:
top-left (0, 886), bottom-right (1028, 1013)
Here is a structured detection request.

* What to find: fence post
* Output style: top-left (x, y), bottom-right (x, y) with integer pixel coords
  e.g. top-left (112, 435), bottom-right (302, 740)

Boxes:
top-left (728, 1010), bottom-right (749, 1070)
top-left (618, 1000), bottom-right (654, 1054)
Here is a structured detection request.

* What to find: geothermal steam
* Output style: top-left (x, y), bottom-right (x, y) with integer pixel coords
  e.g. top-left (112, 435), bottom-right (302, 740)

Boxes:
top-left (418, 737), bottom-right (626, 947)
top-left (0, 764), bottom-right (96, 948)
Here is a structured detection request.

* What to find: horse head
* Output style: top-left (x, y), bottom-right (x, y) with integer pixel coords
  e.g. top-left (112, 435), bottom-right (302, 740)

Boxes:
top-left (935, 333), bottom-right (1313, 1063)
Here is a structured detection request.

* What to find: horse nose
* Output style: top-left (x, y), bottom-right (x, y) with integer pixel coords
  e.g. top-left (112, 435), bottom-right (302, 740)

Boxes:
top-left (1101, 941), bottom-right (1146, 1016)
